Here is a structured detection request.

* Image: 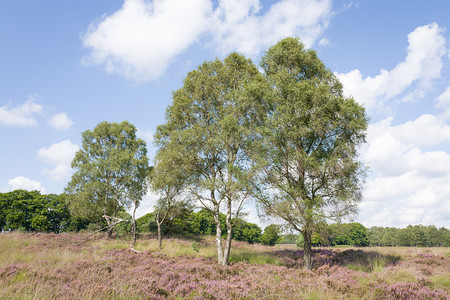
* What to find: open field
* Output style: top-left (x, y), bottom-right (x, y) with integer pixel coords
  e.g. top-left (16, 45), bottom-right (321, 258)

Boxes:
top-left (0, 233), bottom-right (448, 299)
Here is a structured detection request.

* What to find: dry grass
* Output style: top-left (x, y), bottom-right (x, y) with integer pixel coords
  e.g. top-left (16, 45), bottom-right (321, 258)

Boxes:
top-left (0, 232), bottom-right (448, 299)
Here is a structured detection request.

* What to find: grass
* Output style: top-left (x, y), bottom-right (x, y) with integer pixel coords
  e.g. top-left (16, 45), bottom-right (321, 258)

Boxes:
top-left (0, 232), bottom-right (448, 299)
top-left (431, 274), bottom-right (450, 291)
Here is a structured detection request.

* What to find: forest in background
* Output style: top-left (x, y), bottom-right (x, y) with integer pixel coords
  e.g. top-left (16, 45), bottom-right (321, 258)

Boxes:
top-left (1, 189), bottom-right (448, 248)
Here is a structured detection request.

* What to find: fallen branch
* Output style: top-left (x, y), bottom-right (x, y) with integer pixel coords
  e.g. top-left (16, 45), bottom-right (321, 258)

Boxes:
top-left (75, 216), bottom-right (130, 246)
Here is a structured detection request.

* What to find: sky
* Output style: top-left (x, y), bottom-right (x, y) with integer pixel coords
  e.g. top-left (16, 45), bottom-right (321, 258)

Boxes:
top-left (1, 0), bottom-right (449, 229)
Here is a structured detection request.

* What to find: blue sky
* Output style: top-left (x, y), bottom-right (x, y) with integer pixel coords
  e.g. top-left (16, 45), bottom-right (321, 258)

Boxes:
top-left (1, 0), bottom-right (449, 228)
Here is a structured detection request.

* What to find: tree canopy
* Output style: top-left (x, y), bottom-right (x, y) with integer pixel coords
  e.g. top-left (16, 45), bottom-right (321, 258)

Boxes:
top-left (65, 121), bottom-right (150, 237)
top-left (0, 190), bottom-right (71, 233)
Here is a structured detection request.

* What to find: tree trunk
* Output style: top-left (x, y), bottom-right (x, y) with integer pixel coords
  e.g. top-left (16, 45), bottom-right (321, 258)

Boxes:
top-left (157, 223), bottom-right (162, 250)
top-left (156, 212), bottom-right (163, 250)
top-left (222, 199), bottom-right (233, 266)
top-left (213, 204), bottom-right (224, 265)
top-left (103, 207), bottom-right (113, 239)
top-left (131, 202), bottom-right (137, 247)
top-left (105, 217), bottom-right (114, 239)
top-left (303, 231), bottom-right (312, 270)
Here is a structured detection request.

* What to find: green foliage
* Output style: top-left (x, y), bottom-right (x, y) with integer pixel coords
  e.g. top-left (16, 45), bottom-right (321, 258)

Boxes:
top-left (311, 223), bottom-right (449, 247)
top-left (327, 223), bottom-right (369, 247)
top-left (134, 207), bottom-right (262, 243)
top-left (189, 209), bottom-right (262, 244)
top-left (0, 190), bottom-right (72, 233)
top-left (115, 211), bottom-right (132, 235)
top-left (254, 37), bottom-right (369, 268)
top-left (135, 213), bottom-right (154, 233)
top-left (296, 234), bottom-right (304, 248)
top-left (260, 224), bottom-right (281, 246)
top-left (161, 201), bottom-right (194, 236)
top-left (154, 52), bottom-right (268, 265)
top-left (278, 233), bottom-right (298, 244)
top-left (190, 209), bottom-right (225, 236)
top-left (296, 232), bottom-right (323, 248)
top-left (232, 218), bottom-right (262, 244)
top-left (65, 121), bottom-right (150, 229)
top-left (367, 225), bottom-right (450, 247)
top-left (349, 223), bottom-right (369, 246)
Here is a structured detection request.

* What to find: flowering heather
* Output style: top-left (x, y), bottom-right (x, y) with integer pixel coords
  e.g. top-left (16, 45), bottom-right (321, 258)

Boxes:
top-left (0, 233), bottom-right (448, 299)
top-left (374, 282), bottom-right (448, 300)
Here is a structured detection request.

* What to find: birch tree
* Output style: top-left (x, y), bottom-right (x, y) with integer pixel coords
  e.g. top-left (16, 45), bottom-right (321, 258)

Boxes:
top-left (154, 53), bottom-right (267, 266)
top-left (255, 38), bottom-right (368, 269)
top-left (66, 121), bottom-right (150, 238)
top-left (151, 147), bottom-right (186, 249)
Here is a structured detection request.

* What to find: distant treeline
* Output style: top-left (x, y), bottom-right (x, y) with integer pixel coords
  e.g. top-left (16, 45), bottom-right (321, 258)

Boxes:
top-left (293, 222), bottom-right (450, 247)
top-left (1, 190), bottom-right (448, 247)
top-left (0, 190), bottom-right (276, 244)
top-left (135, 208), bottom-right (282, 246)
top-left (366, 225), bottom-right (449, 247)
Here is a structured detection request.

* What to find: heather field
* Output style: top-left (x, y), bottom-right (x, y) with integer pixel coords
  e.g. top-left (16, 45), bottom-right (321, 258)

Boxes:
top-left (0, 233), bottom-right (448, 299)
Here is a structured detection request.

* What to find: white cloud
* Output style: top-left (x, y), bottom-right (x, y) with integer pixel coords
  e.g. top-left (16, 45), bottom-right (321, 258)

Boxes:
top-left (360, 114), bottom-right (450, 227)
top-left (336, 23), bottom-right (447, 110)
top-left (47, 112), bottom-right (74, 130)
top-left (346, 24), bottom-right (450, 227)
top-left (364, 171), bottom-right (426, 201)
top-left (8, 176), bottom-right (46, 194)
top-left (393, 114), bottom-right (450, 147)
top-left (211, 0), bottom-right (332, 55)
top-left (82, 0), bottom-right (332, 82)
top-left (82, 0), bottom-right (212, 82)
top-left (38, 140), bottom-right (79, 181)
top-left (365, 116), bottom-right (450, 176)
top-left (0, 98), bottom-right (43, 127)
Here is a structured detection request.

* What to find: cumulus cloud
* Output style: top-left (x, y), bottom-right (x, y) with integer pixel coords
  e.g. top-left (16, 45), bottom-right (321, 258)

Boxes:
top-left (0, 98), bottom-right (43, 127)
top-left (47, 112), bottom-right (74, 130)
top-left (360, 114), bottom-right (450, 227)
top-left (210, 0), bottom-right (332, 55)
top-left (7, 176), bottom-right (46, 194)
top-left (336, 23), bottom-right (448, 110)
top-left (82, 0), bottom-right (212, 82)
top-left (365, 116), bottom-right (450, 176)
top-left (82, 0), bottom-right (332, 82)
top-left (393, 114), bottom-right (450, 147)
top-left (38, 140), bottom-right (79, 181)
top-left (352, 23), bottom-right (450, 228)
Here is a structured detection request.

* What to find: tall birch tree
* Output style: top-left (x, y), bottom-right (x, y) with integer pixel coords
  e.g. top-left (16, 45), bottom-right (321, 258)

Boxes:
top-left (255, 38), bottom-right (368, 269)
top-left (154, 53), bottom-right (267, 266)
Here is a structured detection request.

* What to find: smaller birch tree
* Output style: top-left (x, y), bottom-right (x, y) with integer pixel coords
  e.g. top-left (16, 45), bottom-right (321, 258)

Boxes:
top-left (151, 146), bottom-right (187, 249)
top-left (66, 121), bottom-right (150, 239)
